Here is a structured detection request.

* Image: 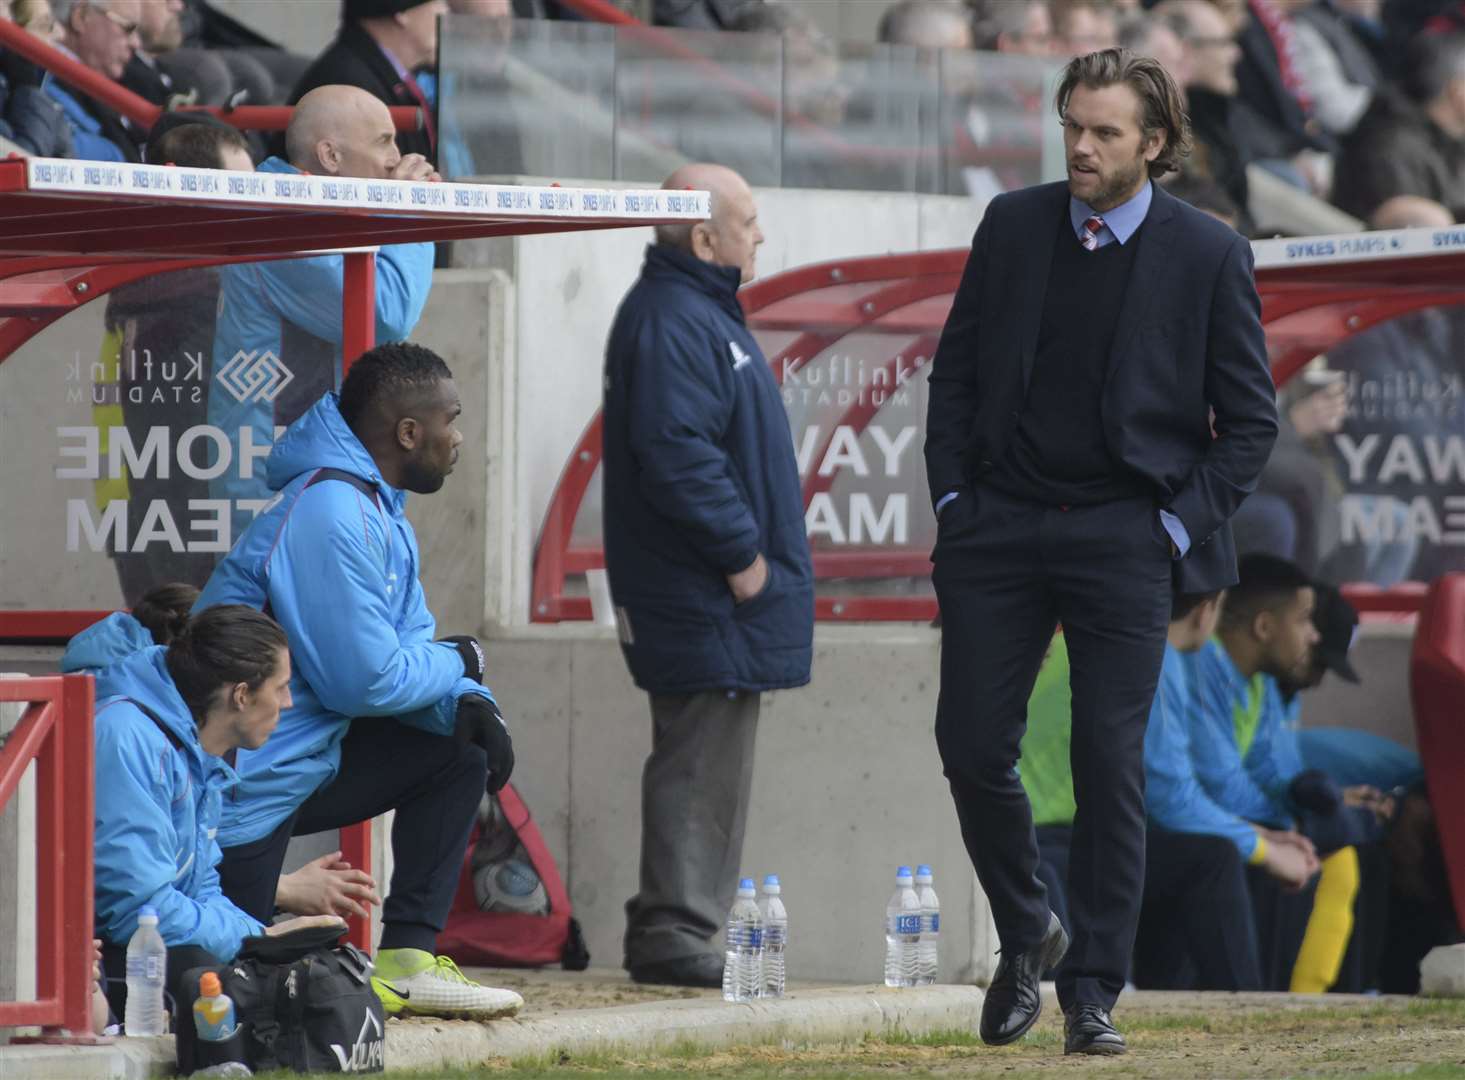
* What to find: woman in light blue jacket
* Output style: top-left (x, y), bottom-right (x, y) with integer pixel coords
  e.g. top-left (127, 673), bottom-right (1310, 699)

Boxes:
top-left (92, 605), bottom-right (341, 1019)
top-left (60, 583), bottom-right (198, 676)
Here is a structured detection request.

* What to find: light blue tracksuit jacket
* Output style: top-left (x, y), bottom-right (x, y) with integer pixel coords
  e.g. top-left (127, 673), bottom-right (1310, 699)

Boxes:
top-left (92, 648), bottom-right (264, 960)
top-left (208, 156), bottom-right (434, 539)
top-left (196, 391), bottom-right (494, 847)
top-left (60, 612), bottom-right (154, 675)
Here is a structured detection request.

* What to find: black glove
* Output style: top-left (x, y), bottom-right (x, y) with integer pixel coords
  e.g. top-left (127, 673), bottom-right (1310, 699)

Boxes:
top-left (1288, 768), bottom-right (1342, 816)
top-left (455, 694), bottom-right (514, 793)
top-left (440, 635), bottom-right (485, 683)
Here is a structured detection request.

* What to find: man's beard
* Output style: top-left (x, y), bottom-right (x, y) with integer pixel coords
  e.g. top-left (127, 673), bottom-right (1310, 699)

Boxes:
top-left (1078, 152), bottom-right (1149, 211)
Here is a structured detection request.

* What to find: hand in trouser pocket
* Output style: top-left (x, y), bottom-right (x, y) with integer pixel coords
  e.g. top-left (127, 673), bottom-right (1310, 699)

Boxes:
top-left (455, 695), bottom-right (514, 793)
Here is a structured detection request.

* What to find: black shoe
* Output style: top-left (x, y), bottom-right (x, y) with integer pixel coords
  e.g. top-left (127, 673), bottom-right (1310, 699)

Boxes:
top-left (1063, 1004), bottom-right (1127, 1055)
top-left (628, 953), bottom-right (724, 988)
top-left (979, 912), bottom-right (1069, 1046)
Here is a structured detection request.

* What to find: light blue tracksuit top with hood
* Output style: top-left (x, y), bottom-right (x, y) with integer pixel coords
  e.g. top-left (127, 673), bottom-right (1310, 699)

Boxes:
top-left (59, 612), bottom-right (154, 675)
top-left (92, 648), bottom-right (264, 960)
top-left (196, 391), bottom-right (495, 847)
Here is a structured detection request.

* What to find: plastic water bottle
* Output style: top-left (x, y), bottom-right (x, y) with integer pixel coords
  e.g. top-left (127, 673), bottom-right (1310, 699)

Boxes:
top-left (915, 865), bottom-right (940, 986)
top-left (722, 878), bottom-right (763, 1002)
top-left (884, 866), bottom-right (921, 988)
top-left (124, 906), bottom-right (167, 1036)
top-left (193, 971), bottom-right (238, 1041)
top-left (758, 874), bottom-right (787, 999)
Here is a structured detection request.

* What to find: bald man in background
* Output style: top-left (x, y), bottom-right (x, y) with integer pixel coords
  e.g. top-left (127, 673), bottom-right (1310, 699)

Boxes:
top-left (603, 164), bottom-right (815, 987)
top-left (208, 85), bottom-right (439, 541)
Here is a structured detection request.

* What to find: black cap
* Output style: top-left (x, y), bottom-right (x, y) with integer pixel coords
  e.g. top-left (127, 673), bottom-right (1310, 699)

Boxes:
top-left (343, 0), bottom-right (437, 18)
top-left (1312, 583), bottom-right (1360, 684)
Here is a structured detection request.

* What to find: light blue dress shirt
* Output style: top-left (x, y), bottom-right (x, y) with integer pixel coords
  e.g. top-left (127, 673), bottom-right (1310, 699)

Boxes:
top-left (937, 181), bottom-right (1190, 557)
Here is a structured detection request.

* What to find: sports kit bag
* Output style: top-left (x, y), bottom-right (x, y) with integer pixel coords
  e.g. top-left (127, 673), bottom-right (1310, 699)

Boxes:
top-left (175, 923), bottom-right (385, 1076)
top-left (435, 782), bottom-right (590, 970)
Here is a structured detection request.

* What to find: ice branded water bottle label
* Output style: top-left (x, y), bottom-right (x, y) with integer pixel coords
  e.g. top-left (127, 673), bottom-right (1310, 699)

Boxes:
top-left (747, 927), bottom-right (764, 949)
top-left (930, 914), bottom-right (940, 932)
top-left (146, 956), bottom-right (164, 980)
top-left (896, 914), bottom-right (921, 935)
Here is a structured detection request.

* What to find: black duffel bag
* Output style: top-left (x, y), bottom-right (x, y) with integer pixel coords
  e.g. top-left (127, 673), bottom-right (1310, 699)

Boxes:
top-left (175, 923), bottom-right (385, 1075)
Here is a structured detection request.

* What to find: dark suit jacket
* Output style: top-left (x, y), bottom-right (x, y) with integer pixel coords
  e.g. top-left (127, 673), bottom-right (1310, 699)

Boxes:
top-left (924, 181), bottom-right (1279, 593)
top-left (288, 22), bottom-right (434, 162)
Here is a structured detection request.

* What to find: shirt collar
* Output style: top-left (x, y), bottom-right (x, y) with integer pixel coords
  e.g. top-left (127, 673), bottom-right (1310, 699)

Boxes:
top-left (377, 41), bottom-right (410, 82)
top-left (1070, 180), bottom-right (1153, 245)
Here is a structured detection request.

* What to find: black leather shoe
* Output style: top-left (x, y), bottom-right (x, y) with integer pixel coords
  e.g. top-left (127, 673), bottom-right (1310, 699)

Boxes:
top-left (1063, 1003), bottom-right (1127, 1055)
top-left (979, 912), bottom-right (1069, 1046)
top-left (628, 953), bottom-right (724, 988)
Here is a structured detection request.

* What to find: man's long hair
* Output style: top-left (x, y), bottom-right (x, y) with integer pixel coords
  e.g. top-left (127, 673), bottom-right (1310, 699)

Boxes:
top-left (1054, 47), bottom-right (1192, 179)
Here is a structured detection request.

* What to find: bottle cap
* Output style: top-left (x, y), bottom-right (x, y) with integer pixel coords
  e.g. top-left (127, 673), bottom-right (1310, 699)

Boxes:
top-left (916, 864), bottom-right (933, 879)
top-left (138, 905), bottom-right (158, 922)
top-left (737, 877), bottom-right (757, 896)
top-left (199, 971), bottom-right (222, 997)
top-left (763, 874), bottom-right (781, 892)
top-left (895, 865), bottom-right (913, 881)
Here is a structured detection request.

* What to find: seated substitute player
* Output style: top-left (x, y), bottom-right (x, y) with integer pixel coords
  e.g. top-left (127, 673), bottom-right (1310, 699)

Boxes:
top-left (196, 342), bottom-right (521, 1020)
top-left (91, 604), bottom-right (344, 1020)
top-left (1188, 555), bottom-right (1362, 992)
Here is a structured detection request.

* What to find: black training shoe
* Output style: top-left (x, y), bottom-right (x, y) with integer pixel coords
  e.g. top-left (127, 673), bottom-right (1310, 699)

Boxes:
top-left (628, 953), bottom-right (724, 988)
top-left (1063, 1003), bottom-right (1127, 1055)
top-left (979, 912), bottom-right (1068, 1046)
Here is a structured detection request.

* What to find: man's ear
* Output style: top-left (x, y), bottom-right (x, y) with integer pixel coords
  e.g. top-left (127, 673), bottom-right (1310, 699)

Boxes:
top-left (1252, 609), bottom-right (1274, 644)
top-left (396, 416), bottom-right (420, 451)
top-left (316, 137), bottom-right (341, 174)
top-left (1143, 129), bottom-right (1165, 164)
top-left (230, 681), bottom-right (250, 711)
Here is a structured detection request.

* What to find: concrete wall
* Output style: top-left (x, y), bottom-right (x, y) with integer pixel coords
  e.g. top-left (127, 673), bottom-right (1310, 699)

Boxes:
top-left (481, 624), bottom-right (989, 984)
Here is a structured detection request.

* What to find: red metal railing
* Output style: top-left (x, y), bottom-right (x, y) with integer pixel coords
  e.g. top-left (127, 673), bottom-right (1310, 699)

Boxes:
top-left (0, 675), bottom-right (96, 1038)
top-left (0, 20), bottom-right (421, 135)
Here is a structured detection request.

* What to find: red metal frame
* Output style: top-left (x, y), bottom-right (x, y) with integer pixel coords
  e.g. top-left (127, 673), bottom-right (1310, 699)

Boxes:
top-left (0, 675), bottom-right (96, 1039)
top-left (530, 246), bottom-right (1465, 624)
top-left (0, 20), bottom-right (419, 135)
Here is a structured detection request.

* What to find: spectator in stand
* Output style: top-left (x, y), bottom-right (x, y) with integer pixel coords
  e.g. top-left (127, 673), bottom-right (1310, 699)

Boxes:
top-left (1158, 0), bottom-right (1252, 230)
top-left (604, 164), bottom-right (814, 988)
top-left (1117, 12), bottom-right (1187, 79)
top-left (1369, 193), bottom-right (1455, 229)
top-left (45, 0), bottom-right (144, 161)
top-left (171, 0), bottom-right (310, 107)
top-left (122, 0), bottom-right (228, 109)
top-left (1230, 0), bottom-right (1335, 192)
top-left (651, 0), bottom-right (760, 29)
top-left (198, 342), bottom-right (522, 1021)
top-left (90, 605), bottom-right (346, 1021)
top-left (1289, 0), bottom-right (1384, 136)
top-left (1052, 0), bottom-right (1119, 55)
top-left (0, 0), bottom-right (74, 155)
top-left (970, 0), bottom-right (1056, 55)
top-left (13, 0), bottom-right (58, 38)
top-left (289, 0), bottom-right (444, 164)
top-left (1333, 32), bottom-right (1465, 223)
top-left (207, 84), bottom-right (437, 540)
top-left (878, 0), bottom-right (974, 49)
top-left (1164, 170), bottom-right (1243, 229)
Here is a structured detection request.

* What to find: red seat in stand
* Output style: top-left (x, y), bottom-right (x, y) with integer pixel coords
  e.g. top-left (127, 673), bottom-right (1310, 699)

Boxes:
top-left (1411, 572), bottom-right (1465, 933)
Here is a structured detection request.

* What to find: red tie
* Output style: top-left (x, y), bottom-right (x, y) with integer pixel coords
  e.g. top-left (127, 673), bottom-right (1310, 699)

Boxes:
top-left (398, 72), bottom-right (438, 158)
top-left (1081, 215), bottom-right (1106, 251)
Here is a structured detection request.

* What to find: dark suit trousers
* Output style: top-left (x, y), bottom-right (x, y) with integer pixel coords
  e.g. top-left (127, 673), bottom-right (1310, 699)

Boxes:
top-left (932, 484), bottom-right (1171, 1011)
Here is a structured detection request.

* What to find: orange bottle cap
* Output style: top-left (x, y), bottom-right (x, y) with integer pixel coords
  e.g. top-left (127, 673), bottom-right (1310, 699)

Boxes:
top-left (199, 971), bottom-right (222, 997)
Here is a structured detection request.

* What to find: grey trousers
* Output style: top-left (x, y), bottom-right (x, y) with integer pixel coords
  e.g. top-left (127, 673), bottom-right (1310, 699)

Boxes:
top-left (623, 690), bottom-right (761, 968)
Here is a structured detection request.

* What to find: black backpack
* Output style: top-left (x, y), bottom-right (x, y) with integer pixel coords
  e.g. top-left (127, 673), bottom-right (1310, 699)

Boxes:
top-left (175, 923), bottom-right (385, 1075)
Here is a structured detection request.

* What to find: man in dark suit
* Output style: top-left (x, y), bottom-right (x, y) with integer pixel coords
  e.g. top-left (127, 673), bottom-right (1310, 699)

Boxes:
top-left (925, 47), bottom-right (1277, 1055)
top-left (289, 0), bottom-right (444, 162)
